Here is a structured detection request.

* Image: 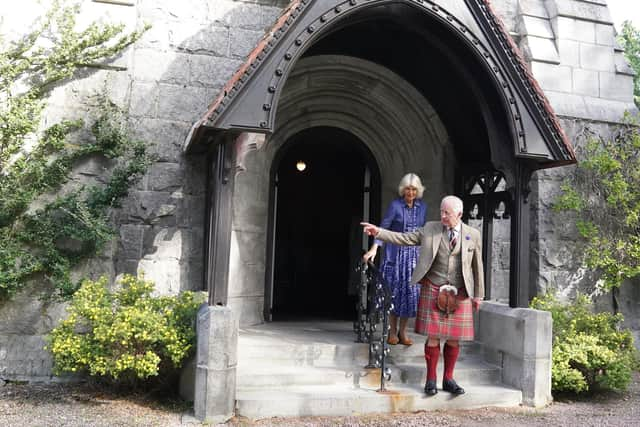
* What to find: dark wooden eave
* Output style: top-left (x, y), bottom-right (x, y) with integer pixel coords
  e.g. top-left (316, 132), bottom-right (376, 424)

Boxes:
top-left (469, 0), bottom-right (575, 167)
top-left (184, 0), bottom-right (576, 169)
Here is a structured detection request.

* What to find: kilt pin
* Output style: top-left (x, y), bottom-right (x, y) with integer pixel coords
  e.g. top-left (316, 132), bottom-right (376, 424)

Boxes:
top-left (375, 219), bottom-right (485, 395)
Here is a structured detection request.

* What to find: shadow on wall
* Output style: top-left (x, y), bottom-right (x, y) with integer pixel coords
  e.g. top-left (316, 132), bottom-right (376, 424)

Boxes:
top-left (593, 277), bottom-right (640, 350)
top-left (0, 0), bottom-right (287, 381)
top-left (113, 0), bottom-right (290, 295)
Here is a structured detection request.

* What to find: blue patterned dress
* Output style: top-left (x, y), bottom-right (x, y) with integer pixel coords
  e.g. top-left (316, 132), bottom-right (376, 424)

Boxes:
top-left (376, 198), bottom-right (427, 318)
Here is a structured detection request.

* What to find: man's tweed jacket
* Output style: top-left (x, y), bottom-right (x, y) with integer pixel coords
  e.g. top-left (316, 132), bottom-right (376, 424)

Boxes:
top-left (376, 221), bottom-right (485, 300)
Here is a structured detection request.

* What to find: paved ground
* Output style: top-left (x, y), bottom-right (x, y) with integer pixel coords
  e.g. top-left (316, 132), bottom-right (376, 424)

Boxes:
top-left (1, 372), bottom-right (638, 426)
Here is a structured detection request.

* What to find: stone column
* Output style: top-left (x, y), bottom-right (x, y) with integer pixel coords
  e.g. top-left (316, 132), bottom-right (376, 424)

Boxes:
top-left (194, 305), bottom-right (238, 423)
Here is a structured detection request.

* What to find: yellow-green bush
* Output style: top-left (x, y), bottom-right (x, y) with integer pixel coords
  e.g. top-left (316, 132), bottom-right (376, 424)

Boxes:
top-left (47, 274), bottom-right (205, 384)
top-left (531, 293), bottom-right (639, 394)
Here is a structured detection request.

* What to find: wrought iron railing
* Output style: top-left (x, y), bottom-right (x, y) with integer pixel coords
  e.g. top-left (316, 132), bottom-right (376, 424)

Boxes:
top-left (353, 260), bottom-right (393, 392)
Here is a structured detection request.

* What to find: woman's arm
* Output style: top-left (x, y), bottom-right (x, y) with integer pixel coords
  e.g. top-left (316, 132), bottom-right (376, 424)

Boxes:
top-left (374, 199), bottom-right (399, 246)
top-left (362, 243), bottom-right (379, 262)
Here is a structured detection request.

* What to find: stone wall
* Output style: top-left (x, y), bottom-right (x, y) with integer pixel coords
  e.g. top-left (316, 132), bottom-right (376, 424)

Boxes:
top-left (516, 0), bottom-right (634, 122)
top-left (0, 0), bottom-right (283, 380)
top-left (518, 1), bottom-right (637, 337)
top-left (511, 0), bottom-right (639, 342)
top-left (118, 0), bottom-right (285, 295)
top-left (1, 0), bottom-right (639, 380)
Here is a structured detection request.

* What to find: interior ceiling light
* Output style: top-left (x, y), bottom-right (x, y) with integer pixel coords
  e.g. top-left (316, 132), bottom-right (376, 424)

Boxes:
top-left (296, 161), bottom-right (306, 172)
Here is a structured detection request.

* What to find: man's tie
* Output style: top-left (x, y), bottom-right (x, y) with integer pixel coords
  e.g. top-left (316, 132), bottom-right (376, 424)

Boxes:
top-left (449, 228), bottom-right (457, 249)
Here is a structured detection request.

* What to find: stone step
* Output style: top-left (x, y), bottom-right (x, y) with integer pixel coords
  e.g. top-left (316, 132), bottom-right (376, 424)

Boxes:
top-left (237, 358), bottom-right (500, 388)
top-left (239, 332), bottom-right (483, 366)
top-left (393, 359), bottom-right (501, 386)
top-left (238, 321), bottom-right (370, 366)
top-left (236, 383), bottom-right (522, 419)
top-left (236, 365), bottom-right (366, 387)
top-left (238, 341), bottom-right (370, 367)
top-left (387, 340), bottom-right (483, 364)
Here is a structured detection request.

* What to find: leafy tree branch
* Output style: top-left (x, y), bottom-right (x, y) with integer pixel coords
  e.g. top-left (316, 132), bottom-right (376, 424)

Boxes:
top-left (619, 21), bottom-right (640, 108)
top-left (554, 116), bottom-right (640, 291)
top-left (0, 1), bottom-right (152, 300)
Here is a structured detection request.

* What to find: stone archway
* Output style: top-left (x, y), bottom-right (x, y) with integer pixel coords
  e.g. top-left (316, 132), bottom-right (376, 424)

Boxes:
top-left (189, 2), bottom-right (577, 418)
top-left (268, 55), bottom-right (451, 209)
top-left (227, 55), bottom-right (451, 325)
top-left (189, 0), bottom-right (575, 312)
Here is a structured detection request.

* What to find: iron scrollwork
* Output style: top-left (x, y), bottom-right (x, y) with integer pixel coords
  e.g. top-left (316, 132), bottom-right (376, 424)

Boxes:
top-left (353, 260), bottom-right (393, 392)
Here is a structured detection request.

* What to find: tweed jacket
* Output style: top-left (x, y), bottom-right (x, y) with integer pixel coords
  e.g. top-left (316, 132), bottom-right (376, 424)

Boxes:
top-left (376, 221), bottom-right (485, 300)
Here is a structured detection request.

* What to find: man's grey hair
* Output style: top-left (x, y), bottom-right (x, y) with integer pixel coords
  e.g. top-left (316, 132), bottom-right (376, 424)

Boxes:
top-left (397, 173), bottom-right (425, 198)
top-left (441, 195), bottom-right (464, 214)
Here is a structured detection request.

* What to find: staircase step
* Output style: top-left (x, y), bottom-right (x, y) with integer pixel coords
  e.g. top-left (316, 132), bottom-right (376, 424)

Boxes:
top-left (387, 339), bottom-right (483, 363)
top-left (237, 358), bottom-right (501, 388)
top-left (238, 322), bottom-right (370, 366)
top-left (237, 365), bottom-right (374, 387)
top-left (393, 359), bottom-right (501, 386)
top-left (236, 383), bottom-right (522, 419)
top-left (239, 334), bottom-right (482, 366)
top-left (239, 341), bottom-right (370, 366)
top-left (235, 321), bottom-right (519, 419)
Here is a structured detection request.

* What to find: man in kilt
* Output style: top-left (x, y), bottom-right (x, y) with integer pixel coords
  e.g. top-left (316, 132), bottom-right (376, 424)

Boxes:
top-left (361, 195), bottom-right (484, 396)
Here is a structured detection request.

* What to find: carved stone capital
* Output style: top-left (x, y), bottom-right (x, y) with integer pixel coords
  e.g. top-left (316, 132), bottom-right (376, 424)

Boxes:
top-left (234, 132), bottom-right (267, 174)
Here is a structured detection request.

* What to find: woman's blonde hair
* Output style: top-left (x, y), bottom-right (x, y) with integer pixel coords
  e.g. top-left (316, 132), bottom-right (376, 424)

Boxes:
top-left (397, 173), bottom-right (424, 198)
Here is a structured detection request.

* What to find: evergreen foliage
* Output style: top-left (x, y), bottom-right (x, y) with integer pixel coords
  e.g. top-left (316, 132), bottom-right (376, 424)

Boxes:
top-left (531, 293), bottom-right (638, 394)
top-left (47, 275), bottom-right (205, 385)
top-left (619, 21), bottom-right (640, 108)
top-left (0, 1), bottom-right (151, 300)
top-left (554, 117), bottom-right (640, 290)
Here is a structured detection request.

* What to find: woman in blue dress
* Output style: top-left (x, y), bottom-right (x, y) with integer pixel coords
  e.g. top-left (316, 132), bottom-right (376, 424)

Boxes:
top-left (363, 173), bottom-right (427, 346)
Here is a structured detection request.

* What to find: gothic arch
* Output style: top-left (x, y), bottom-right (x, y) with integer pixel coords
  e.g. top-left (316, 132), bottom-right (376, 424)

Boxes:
top-left (191, 0), bottom-right (577, 310)
top-left (266, 54), bottom-right (451, 205)
top-left (187, 0), bottom-right (573, 167)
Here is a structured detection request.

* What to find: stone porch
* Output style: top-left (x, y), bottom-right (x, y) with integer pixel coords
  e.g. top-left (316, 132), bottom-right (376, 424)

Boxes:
top-left (192, 301), bottom-right (552, 421)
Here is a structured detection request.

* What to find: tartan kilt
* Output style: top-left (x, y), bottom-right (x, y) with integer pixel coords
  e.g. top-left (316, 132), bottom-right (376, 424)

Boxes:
top-left (414, 281), bottom-right (474, 341)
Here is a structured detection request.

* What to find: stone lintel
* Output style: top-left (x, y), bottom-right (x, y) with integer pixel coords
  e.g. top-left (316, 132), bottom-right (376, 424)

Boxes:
top-left (599, 71), bottom-right (635, 102)
top-left (517, 0), bottom-right (550, 19)
top-left (545, 90), bottom-right (637, 123)
top-left (521, 37), bottom-right (561, 64)
top-left (517, 15), bottom-right (555, 39)
top-left (530, 62), bottom-right (571, 92)
top-left (546, 0), bottom-right (613, 25)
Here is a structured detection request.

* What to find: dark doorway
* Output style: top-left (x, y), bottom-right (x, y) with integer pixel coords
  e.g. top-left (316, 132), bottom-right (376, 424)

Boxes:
top-left (271, 127), bottom-right (376, 320)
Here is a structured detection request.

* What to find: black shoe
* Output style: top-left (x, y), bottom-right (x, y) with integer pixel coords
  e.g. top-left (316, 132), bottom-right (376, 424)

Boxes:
top-left (424, 379), bottom-right (437, 396)
top-left (442, 379), bottom-right (465, 395)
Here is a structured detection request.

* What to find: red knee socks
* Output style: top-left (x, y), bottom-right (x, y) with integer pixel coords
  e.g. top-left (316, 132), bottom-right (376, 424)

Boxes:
top-left (443, 343), bottom-right (460, 381)
top-left (424, 344), bottom-right (440, 381)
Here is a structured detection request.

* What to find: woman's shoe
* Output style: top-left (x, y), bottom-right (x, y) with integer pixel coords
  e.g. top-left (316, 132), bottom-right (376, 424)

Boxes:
top-left (399, 336), bottom-right (413, 346)
top-left (387, 335), bottom-right (399, 345)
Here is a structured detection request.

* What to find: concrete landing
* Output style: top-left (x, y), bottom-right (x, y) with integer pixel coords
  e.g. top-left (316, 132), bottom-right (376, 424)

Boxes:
top-left (237, 383), bottom-right (522, 419)
top-left (236, 321), bottom-right (522, 419)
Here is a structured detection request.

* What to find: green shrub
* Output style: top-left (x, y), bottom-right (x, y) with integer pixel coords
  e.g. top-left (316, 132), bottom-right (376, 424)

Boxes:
top-left (553, 116), bottom-right (640, 291)
top-left (47, 274), bottom-right (206, 386)
top-left (531, 293), bottom-right (639, 394)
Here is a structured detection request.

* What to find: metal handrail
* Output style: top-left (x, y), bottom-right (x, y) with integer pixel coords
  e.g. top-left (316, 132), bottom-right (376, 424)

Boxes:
top-left (353, 260), bottom-right (393, 392)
